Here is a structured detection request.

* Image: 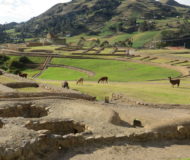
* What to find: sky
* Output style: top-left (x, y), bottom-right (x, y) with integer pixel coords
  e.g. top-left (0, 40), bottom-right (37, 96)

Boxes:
top-left (0, 0), bottom-right (190, 24)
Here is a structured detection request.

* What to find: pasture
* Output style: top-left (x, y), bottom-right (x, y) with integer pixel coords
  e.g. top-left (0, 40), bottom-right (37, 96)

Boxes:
top-left (37, 79), bottom-right (190, 104)
top-left (3, 45), bottom-right (190, 105)
top-left (16, 45), bottom-right (190, 105)
top-left (50, 58), bottom-right (180, 81)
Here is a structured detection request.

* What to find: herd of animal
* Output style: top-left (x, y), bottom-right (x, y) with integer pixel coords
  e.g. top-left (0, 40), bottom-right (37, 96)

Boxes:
top-left (17, 71), bottom-right (181, 88)
top-left (62, 76), bottom-right (109, 90)
top-left (61, 76), bottom-right (181, 89)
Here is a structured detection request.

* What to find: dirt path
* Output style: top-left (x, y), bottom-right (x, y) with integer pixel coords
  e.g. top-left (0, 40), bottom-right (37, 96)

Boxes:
top-left (0, 84), bottom-right (16, 93)
top-left (32, 56), bottom-right (52, 78)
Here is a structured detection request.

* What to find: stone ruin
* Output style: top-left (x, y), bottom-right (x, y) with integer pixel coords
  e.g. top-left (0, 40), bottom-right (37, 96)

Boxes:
top-left (0, 103), bottom-right (48, 118)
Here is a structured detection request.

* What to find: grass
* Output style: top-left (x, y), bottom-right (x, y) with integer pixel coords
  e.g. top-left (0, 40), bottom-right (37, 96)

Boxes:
top-left (132, 31), bottom-right (161, 48)
top-left (27, 57), bottom-right (46, 64)
top-left (24, 69), bottom-right (40, 77)
top-left (51, 58), bottom-right (180, 82)
top-left (38, 67), bottom-right (88, 81)
top-left (16, 87), bottom-right (48, 92)
top-left (65, 31), bottom-right (161, 48)
top-left (0, 76), bottom-right (20, 83)
top-left (37, 79), bottom-right (190, 104)
top-left (26, 45), bottom-right (58, 51)
top-left (138, 49), bottom-right (190, 55)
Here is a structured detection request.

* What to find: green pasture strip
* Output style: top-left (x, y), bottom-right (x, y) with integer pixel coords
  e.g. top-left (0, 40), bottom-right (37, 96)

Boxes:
top-left (100, 48), bottom-right (114, 54)
top-left (70, 81), bottom-right (190, 104)
top-left (16, 87), bottom-right (48, 93)
top-left (138, 49), bottom-right (190, 55)
top-left (51, 58), bottom-right (180, 82)
top-left (150, 58), bottom-right (170, 64)
top-left (38, 67), bottom-right (88, 81)
top-left (26, 45), bottom-right (58, 51)
top-left (174, 54), bottom-right (190, 58)
top-left (36, 80), bottom-right (190, 104)
top-left (65, 31), bottom-right (160, 48)
top-left (132, 31), bottom-right (161, 48)
top-left (24, 69), bottom-right (40, 77)
top-left (27, 57), bottom-right (46, 64)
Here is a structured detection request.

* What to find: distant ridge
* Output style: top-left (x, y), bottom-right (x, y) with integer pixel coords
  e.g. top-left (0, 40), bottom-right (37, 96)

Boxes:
top-left (10, 0), bottom-right (190, 37)
top-left (160, 0), bottom-right (190, 8)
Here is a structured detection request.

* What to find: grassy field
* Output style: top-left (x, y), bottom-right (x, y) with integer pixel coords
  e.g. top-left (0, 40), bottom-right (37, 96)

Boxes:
top-left (50, 58), bottom-right (180, 82)
top-left (37, 79), bottom-right (190, 104)
top-left (24, 69), bottom-right (40, 77)
top-left (65, 31), bottom-right (161, 48)
top-left (38, 67), bottom-right (87, 81)
top-left (137, 49), bottom-right (190, 56)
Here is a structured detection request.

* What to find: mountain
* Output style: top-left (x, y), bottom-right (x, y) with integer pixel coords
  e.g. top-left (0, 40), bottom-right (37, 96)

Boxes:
top-left (10, 0), bottom-right (190, 37)
top-left (160, 0), bottom-right (189, 8)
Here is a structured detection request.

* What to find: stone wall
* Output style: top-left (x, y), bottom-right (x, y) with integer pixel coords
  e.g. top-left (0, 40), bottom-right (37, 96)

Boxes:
top-left (4, 82), bottom-right (39, 89)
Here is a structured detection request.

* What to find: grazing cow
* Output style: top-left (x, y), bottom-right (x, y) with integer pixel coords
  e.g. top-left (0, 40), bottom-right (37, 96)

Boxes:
top-left (19, 73), bottom-right (27, 78)
top-left (98, 76), bottom-right (108, 83)
top-left (62, 81), bottom-right (69, 89)
top-left (133, 119), bottom-right (143, 128)
top-left (168, 77), bottom-right (180, 87)
top-left (76, 78), bottom-right (84, 85)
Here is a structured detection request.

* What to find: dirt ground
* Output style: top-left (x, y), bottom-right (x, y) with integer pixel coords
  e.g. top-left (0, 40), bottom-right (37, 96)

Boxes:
top-left (0, 98), bottom-right (190, 159)
top-left (58, 140), bottom-right (190, 160)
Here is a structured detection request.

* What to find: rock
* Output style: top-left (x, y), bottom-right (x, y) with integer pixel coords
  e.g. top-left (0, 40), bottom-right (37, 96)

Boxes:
top-left (108, 110), bottom-right (123, 125)
top-left (37, 130), bottom-right (50, 135)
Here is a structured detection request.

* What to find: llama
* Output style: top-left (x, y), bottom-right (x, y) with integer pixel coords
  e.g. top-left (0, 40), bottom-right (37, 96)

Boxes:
top-left (76, 78), bottom-right (84, 85)
top-left (98, 76), bottom-right (108, 83)
top-left (19, 73), bottom-right (28, 78)
top-left (168, 77), bottom-right (180, 87)
top-left (62, 81), bottom-right (69, 89)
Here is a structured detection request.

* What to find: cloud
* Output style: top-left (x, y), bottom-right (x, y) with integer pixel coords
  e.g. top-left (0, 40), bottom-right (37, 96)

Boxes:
top-left (176, 0), bottom-right (190, 5)
top-left (0, 0), bottom-right (70, 24)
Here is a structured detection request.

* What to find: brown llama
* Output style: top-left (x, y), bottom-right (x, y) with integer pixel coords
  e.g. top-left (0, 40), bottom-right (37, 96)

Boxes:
top-left (62, 81), bottom-right (69, 89)
top-left (168, 77), bottom-right (180, 87)
top-left (19, 73), bottom-right (28, 78)
top-left (98, 76), bottom-right (108, 83)
top-left (76, 78), bottom-right (84, 85)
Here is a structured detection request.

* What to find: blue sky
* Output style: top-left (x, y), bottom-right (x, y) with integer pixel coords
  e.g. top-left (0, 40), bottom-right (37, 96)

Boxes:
top-left (0, 0), bottom-right (190, 24)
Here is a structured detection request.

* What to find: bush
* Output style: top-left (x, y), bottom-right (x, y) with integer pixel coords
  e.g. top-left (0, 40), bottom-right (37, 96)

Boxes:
top-left (9, 61), bottom-right (23, 69)
top-left (19, 56), bottom-right (32, 63)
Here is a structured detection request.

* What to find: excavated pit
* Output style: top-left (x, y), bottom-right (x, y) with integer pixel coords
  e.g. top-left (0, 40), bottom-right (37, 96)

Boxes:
top-left (25, 119), bottom-right (86, 135)
top-left (0, 103), bottom-right (48, 118)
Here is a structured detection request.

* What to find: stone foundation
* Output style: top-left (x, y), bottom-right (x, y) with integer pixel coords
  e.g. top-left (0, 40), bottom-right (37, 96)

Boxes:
top-left (0, 103), bottom-right (48, 118)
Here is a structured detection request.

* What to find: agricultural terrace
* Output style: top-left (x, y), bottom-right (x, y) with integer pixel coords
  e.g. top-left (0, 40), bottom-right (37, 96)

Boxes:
top-left (2, 44), bottom-right (190, 104)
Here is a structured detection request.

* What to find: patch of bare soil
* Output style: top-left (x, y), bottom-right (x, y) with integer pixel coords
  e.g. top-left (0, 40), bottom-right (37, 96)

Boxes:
top-left (58, 140), bottom-right (190, 160)
top-left (0, 98), bottom-right (190, 159)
